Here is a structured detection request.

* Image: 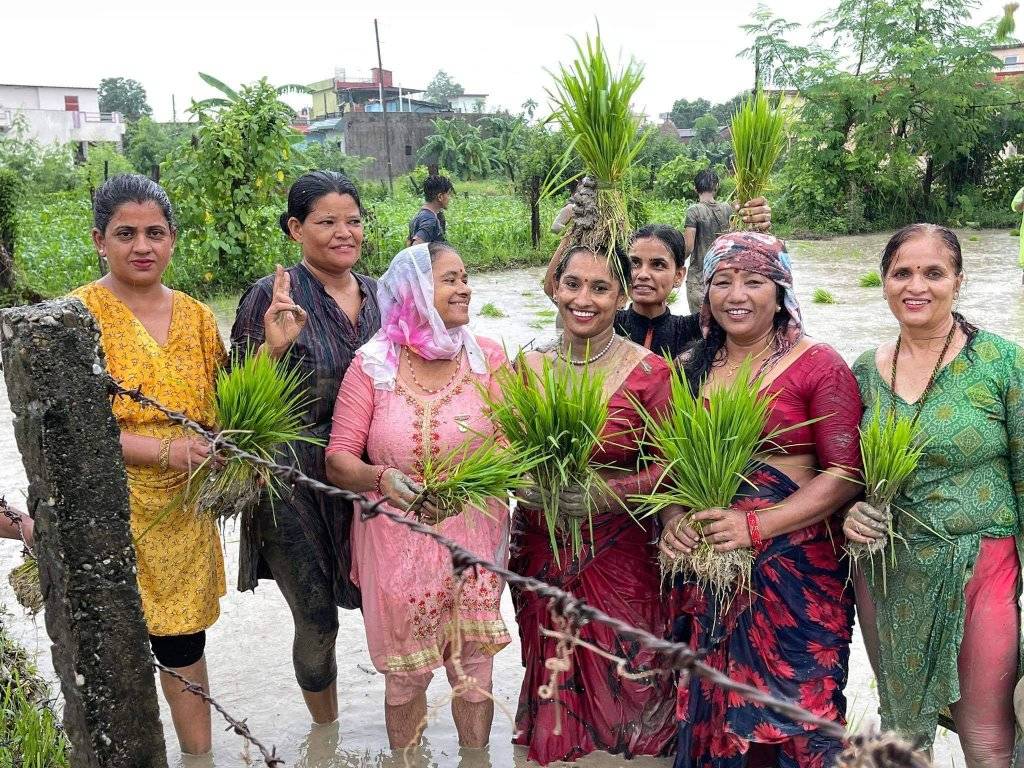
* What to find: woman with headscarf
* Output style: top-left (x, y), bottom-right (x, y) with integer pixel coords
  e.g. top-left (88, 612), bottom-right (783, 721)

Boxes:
top-left (662, 232), bottom-right (863, 767)
top-left (326, 242), bottom-right (511, 751)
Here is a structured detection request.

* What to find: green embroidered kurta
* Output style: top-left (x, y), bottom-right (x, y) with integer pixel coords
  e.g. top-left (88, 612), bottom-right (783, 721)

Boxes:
top-left (852, 330), bottom-right (1024, 746)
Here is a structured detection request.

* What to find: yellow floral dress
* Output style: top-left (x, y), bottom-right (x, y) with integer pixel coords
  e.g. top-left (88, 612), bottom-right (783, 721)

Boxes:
top-left (73, 282), bottom-right (227, 636)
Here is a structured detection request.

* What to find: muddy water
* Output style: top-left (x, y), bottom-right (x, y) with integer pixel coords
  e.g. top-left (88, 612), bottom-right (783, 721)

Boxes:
top-left (2, 229), bottom-right (1021, 767)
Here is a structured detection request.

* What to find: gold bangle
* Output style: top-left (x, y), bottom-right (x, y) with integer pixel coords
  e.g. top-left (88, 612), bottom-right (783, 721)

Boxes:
top-left (158, 438), bottom-right (172, 473)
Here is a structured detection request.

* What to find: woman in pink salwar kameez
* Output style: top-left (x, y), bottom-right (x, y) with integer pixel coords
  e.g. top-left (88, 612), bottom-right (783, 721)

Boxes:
top-left (326, 242), bottom-right (511, 751)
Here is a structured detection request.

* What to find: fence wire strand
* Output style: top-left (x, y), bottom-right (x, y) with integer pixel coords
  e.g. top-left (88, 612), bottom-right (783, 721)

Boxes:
top-left (106, 377), bottom-right (853, 741)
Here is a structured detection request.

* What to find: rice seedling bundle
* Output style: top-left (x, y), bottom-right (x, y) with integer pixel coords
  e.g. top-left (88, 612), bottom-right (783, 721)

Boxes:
top-left (632, 359), bottom-right (776, 601)
top-left (486, 354), bottom-right (610, 560)
top-left (186, 348), bottom-right (320, 523)
top-left (544, 31), bottom-right (648, 261)
top-left (419, 437), bottom-right (540, 522)
top-left (859, 271), bottom-right (882, 288)
top-left (997, 3), bottom-right (1018, 41)
top-left (813, 288), bottom-right (837, 304)
top-left (730, 90), bottom-right (787, 230)
top-left (849, 401), bottom-right (927, 589)
top-left (8, 557), bottom-right (43, 615)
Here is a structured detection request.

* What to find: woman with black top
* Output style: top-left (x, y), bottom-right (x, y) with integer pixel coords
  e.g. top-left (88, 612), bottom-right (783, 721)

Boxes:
top-left (615, 224), bottom-right (701, 358)
top-left (231, 171), bottom-right (381, 725)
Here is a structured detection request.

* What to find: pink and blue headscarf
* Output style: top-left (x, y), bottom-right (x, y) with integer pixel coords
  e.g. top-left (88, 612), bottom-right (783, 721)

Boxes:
top-left (699, 231), bottom-right (803, 370)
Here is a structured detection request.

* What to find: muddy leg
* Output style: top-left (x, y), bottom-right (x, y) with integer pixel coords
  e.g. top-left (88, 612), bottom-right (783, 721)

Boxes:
top-left (452, 698), bottom-right (493, 748)
top-left (159, 656), bottom-right (212, 755)
top-left (386, 692), bottom-right (428, 749)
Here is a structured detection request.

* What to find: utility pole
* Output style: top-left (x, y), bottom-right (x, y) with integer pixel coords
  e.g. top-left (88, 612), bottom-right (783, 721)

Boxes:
top-left (171, 94), bottom-right (177, 123)
top-left (375, 18), bottom-right (394, 194)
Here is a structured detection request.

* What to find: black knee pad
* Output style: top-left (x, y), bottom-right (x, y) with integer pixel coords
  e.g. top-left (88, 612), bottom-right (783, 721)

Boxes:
top-left (150, 631), bottom-right (206, 668)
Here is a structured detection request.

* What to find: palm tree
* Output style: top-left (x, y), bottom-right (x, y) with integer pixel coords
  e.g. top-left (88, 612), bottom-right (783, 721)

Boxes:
top-left (191, 73), bottom-right (310, 115)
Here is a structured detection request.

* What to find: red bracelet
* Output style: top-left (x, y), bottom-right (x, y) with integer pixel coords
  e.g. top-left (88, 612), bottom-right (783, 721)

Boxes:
top-left (746, 510), bottom-right (765, 554)
top-left (374, 465), bottom-right (393, 496)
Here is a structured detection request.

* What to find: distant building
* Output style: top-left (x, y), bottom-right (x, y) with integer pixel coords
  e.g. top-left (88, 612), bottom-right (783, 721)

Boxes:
top-left (658, 117), bottom-right (731, 144)
top-left (309, 68), bottom-right (439, 118)
top-left (0, 83), bottom-right (126, 154)
top-left (449, 93), bottom-right (488, 113)
top-left (993, 43), bottom-right (1024, 81)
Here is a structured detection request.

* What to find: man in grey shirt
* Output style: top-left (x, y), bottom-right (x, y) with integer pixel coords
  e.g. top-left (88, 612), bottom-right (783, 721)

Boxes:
top-left (407, 174), bottom-right (453, 245)
top-left (684, 168), bottom-right (732, 313)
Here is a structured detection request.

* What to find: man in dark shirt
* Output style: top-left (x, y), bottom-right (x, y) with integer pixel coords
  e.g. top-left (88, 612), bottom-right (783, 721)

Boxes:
top-left (407, 174), bottom-right (453, 245)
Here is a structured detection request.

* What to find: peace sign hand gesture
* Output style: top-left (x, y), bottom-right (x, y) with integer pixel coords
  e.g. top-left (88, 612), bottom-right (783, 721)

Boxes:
top-left (263, 265), bottom-right (308, 360)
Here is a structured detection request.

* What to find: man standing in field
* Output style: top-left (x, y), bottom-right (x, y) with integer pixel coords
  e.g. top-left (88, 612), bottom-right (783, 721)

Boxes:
top-left (683, 168), bottom-right (733, 313)
top-left (407, 174), bottom-right (453, 245)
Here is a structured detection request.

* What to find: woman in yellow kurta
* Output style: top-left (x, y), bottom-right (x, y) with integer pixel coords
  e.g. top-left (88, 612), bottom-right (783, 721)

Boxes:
top-left (73, 174), bottom-right (226, 757)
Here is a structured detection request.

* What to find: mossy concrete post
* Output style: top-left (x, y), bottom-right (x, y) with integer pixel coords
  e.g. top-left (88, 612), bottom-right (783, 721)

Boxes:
top-left (0, 298), bottom-right (167, 768)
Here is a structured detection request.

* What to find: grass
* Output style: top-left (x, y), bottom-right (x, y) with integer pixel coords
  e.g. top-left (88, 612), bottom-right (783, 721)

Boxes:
top-left (419, 437), bottom-right (539, 521)
top-left (849, 400), bottom-right (928, 593)
top-left (534, 308), bottom-right (557, 319)
top-left (858, 271), bottom-right (882, 288)
top-left (631, 359), bottom-right (777, 601)
top-left (486, 353), bottom-right (610, 561)
top-left (730, 90), bottom-right (787, 229)
top-left (544, 30), bottom-right (647, 256)
top-left (184, 348), bottom-right (321, 524)
top-left (479, 302), bottom-right (507, 319)
top-left (0, 611), bottom-right (68, 767)
top-left (813, 288), bottom-right (836, 304)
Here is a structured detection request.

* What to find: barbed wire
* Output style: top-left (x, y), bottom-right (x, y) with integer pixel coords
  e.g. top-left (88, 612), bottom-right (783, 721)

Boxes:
top-left (153, 662), bottom-right (285, 767)
top-left (106, 377), bottom-right (853, 742)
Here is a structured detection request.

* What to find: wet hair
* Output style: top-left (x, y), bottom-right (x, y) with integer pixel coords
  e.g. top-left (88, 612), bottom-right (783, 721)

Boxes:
top-left (279, 171), bottom-right (363, 237)
top-left (681, 283), bottom-right (791, 394)
top-left (630, 224), bottom-right (686, 269)
top-left (423, 174), bottom-right (454, 202)
top-left (694, 168), bottom-right (720, 195)
top-left (427, 240), bottom-right (457, 263)
top-left (554, 244), bottom-right (632, 295)
top-left (880, 223), bottom-right (977, 343)
top-left (93, 174), bottom-right (176, 233)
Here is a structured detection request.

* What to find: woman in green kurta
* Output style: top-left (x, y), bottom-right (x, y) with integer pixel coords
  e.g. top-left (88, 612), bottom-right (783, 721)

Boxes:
top-left (845, 223), bottom-right (1023, 766)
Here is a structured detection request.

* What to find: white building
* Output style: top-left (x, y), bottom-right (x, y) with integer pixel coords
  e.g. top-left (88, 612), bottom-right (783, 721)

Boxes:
top-left (449, 93), bottom-right (488, 113)
top-left (0, 83), bottom-right (126, 153)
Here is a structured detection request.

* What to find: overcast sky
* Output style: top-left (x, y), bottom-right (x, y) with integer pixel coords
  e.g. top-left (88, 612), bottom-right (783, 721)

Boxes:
top-left (2, 0), bottom-right (1012, 122)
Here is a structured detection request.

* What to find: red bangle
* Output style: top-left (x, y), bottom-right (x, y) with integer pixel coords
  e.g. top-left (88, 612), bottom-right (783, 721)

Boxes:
top-left (746, 510), bottom-right (765, 554)
top-left (374, 465), bottom-right (393, 496)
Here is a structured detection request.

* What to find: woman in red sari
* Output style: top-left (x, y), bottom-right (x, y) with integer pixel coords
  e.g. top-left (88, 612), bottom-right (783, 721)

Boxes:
top-left (665, 232), bottom-right (862, 768)
top-left (510, 245), bottom-right (676, 765)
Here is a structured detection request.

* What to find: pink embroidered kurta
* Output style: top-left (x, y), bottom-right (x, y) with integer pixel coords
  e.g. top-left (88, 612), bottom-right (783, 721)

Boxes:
top-left (327, 336), bottom-right (511, 674)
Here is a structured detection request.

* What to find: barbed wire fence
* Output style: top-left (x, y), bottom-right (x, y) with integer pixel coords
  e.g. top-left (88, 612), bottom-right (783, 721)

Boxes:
top-left (6, 372), bottom-right (929, 765)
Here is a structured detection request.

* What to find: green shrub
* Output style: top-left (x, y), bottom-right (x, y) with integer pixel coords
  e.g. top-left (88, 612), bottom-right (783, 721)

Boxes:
top-left (0, 168), bottom-right (22, 256)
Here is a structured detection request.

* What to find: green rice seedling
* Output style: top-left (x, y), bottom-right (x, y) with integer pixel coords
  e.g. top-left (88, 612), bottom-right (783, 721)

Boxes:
top-left (730, 90), bottom-right (787, 230)
top-left (479, 303), bottom-right (507, 319)
top-left (7, 557), bottom-right (42, 615)
top-left (859, 271), bottom-right (882, 288)
top-left (667, 289), bottom-right (679, 304)
top-left (849, 400), bottom-right (928, 592)
top-left (420, 438), bottom-right (541, 523)
top-left (813, 288), bottom-right (836, 304)
top-left (186, 348), bottom-right (321, 523)
top-left (486, 354), bottom-right (610, 561)
top-left (544, 31), bottom-right (647, 259)
top-left (997, 3), bottom-right (1018, 41)
top-left (528, 319), bottom-right (549, 330)
top-left (632, 359), bottom-right (778, 602)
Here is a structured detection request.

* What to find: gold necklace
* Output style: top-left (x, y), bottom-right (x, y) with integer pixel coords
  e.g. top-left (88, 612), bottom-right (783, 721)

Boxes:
top-left (404, 346), bottom-right (461, 394)
top-left (723, 335), bottom-right (774, 375)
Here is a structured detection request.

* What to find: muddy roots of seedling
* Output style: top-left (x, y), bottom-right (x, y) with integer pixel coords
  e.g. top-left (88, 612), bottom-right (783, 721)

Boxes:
top-left (191, 466), bottom-right (264, 524)
top-left (660, 519), bottom-right (753, 604)
top-left (8, 558), bottom-right (43, 615)
top-left (836, 732), bottom-right (931, 768)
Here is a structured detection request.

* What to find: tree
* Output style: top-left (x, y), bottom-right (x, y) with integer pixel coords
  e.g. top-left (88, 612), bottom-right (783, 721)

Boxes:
top-left (98, 78), bottom-right (152, 121)
top-left (419, 118), bottom-right (495, 179)
top-left (668, 98), bottom-right (711, 129)
top-left (126, 117), bottom-right (191, 175)
top-left (191, 72), bottom-right (309, 116)
top-left (164, 79), bottom-right (298, 291)
top-left (424, 71), bottom-right (464, 108)
top-left (693, 114), bottom-right (721, 145)
top-left (480, 112), bottom-right (527, 181)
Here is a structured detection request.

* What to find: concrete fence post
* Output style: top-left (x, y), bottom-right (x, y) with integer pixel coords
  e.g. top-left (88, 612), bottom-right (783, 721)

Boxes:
top-left (0, 298), bottom-right (167, 768)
